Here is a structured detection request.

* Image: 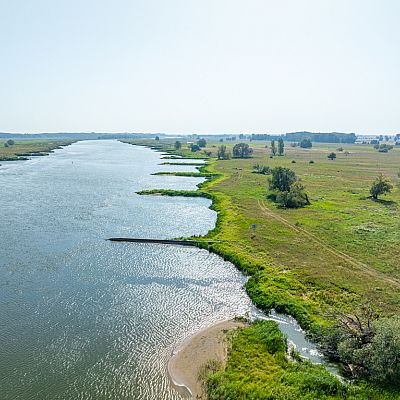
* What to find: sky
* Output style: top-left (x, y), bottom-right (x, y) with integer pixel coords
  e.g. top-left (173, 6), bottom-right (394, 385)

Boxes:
top-left (1, 0), bottom-right (399, 134)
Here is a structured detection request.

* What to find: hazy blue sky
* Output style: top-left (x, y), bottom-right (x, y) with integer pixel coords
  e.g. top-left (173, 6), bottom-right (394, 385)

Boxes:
top-left (1, 0), bottom-right (399, 134)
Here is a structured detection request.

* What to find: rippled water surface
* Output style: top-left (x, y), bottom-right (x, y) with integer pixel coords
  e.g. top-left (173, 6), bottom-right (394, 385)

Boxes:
top-left (0, 141), bottom-right (254, 400)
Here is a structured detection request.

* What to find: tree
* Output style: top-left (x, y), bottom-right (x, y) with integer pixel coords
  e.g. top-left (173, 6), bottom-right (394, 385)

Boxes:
top-left (190, 144), bottom-right (200, 152)
top-left (217, 145), bottom-right (230, 160)
top-left (155, 136), bottom-right (160, 141)
top-left (232, 143), bottom-right (253, 158)
top-left (278, 138), bottom-right (284, 156)
top-left (6, 139), bottom-right (15, 146)
top-left (269, 167), bottom-right (296, 192)
top-left (197, 138), bottom-right (207, 148)
top-left (299, 138), bottom-right (312, 148)
top-left (327, 152), bottom-right (337, 160)
top-left (330, 305), bottom-right (400, 384)
top-left (370, 174), bottom-right (393, 199)
top-left (276, 181), bottom-right (310, 208)
top-left (270, 140), bottom-right (277, 156)
top-left (268, 167), bottom-right (310, 208)
top-left (174, 141), bottom-right (182, 150)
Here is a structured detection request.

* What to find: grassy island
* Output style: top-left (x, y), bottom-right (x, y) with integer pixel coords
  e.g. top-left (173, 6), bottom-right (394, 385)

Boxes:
top-left (125, 138), bottom-right (400, 399)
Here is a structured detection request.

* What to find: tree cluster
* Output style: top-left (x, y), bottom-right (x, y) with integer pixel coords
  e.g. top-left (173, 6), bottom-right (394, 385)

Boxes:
top-left (299, 138), bottom-right (312, 148)
top-left (318, 305), bottom-right (400, 385)
top-left (217, 145), bottom-right (230, 160)
top-left (268, 167), bottom-right (310, 208)
top-left (232, 143), bottom-right (253, 158)
top-left (252, 164), bottom-right (270, 175)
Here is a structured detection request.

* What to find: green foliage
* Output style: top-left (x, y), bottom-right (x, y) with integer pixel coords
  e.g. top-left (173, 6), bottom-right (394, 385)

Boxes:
top-left (369, 174), bottom-right (393, 199)
top-left (269, 167), bottom-right (297, 192)
top-left (271, 139), bottom-right (277, 155)
top-left (374, 143), bottom-right (393, 152)
top-left (233, 143), bottom-right (253, 158)
top-left (174, 140), bottom-right (182, 150)
top-left (190, 143), bottom-right (201, 152)
top-left (300, 138), bottom-right (313, 148)
top-left (206, 321), bottom-right (351, 400)
top-left (268, 167), bottom-right (310, 208)
top-left (197, 138), bottom-right (207, 148)
top-left (276, 181), bottom-right (311, 208)
top-left (278, 138), bottom-right (285, 156)
top-left (327, 152), bottom-right (337, 160)
top-left (155, 135), bottom-right (160, 140)
top-left (338, 316), bottom-right (400, 385)
top-left (217, 145), bottom-right (230, 160)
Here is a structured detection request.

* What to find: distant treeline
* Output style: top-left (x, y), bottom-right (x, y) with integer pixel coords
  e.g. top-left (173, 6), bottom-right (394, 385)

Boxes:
top-left (0, 132), bottom-right (164, 140)
top-left (251, 132), bottom-right (357, 143)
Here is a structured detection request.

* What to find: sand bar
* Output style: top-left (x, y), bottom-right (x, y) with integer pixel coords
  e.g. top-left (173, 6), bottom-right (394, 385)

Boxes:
top-left (168, 319), bottom-right (246, 399)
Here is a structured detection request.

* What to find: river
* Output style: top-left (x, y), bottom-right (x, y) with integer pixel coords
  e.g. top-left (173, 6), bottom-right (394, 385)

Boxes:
top-left (0, 140), bottom-right (328, 400)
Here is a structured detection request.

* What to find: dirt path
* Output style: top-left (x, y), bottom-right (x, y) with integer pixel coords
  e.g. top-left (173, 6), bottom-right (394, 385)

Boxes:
top-left (257, 199), bottom-right (400, 288)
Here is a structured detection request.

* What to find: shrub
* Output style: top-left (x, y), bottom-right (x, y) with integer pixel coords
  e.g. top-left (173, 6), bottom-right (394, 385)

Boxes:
top-left (190, 144), bottom-right (201, 152)
top-left (300, 138), bottom-right (312, 148)
top-left (327, 152), bottom-right (337, 160)
top-left (253, 164), bottom-right (270, 174)
top-left (197, 138), bottom-right (207, 148)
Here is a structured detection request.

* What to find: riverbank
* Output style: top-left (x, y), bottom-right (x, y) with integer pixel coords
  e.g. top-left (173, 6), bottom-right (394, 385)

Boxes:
top-left (123, 139), bottom-right (400, 399)
top-left (168, 320), bottom-right (246, 399)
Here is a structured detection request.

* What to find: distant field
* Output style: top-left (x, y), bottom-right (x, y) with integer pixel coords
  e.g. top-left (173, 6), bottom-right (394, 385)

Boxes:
top-left (0, 139), bottom-right (75, 161)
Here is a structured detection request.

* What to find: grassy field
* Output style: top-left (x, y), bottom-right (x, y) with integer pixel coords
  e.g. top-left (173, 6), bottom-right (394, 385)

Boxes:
top-left (0, 139), bottom-right (76, 161)
top-left (124, 138), bottom-right (400, 398)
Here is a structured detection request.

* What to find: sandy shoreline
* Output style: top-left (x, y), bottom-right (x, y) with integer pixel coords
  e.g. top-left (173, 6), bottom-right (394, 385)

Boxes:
top-left (168, 320), bottom-right (246, 399)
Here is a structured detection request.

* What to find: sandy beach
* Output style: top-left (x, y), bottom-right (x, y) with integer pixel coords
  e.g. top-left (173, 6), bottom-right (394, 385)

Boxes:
top-left (168, 320), bottom-right (246, 399)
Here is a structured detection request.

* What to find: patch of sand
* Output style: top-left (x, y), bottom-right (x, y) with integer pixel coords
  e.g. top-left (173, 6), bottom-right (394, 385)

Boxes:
top-left (168, 320), bottom-right (246, 399)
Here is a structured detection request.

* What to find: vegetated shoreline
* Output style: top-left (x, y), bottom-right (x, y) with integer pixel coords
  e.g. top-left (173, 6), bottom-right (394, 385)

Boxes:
top-left (128, 141), bottom-right (400, 399)
top-left (168, 320), bottom-right (247, 399)
top-left (132, 144), bottom-right (339, 392)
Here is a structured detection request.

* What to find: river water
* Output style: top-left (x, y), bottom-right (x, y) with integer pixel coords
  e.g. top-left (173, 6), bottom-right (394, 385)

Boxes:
top-left (0, 140), bottom-right (327, 400)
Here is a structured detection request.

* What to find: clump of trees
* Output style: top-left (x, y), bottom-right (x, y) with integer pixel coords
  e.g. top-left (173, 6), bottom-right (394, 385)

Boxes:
top-left (233, 143), bottom-right (253, 158)
top-left (370, 174), bottom-right (393, 200)
top-left (174, 141), bottom-right (182, 150)
top-left (267, 167), bottom-right (310, 208)
top-left (300, 138), bottom-right (312, 148)
top-left (252, 164), bottom-right (270, 175)
top-left (374, 143), bottom-right (393, 153)
top-left (190, 143), bottom-right (200, 152)
top-left (217, 145), bottom-right (230, 160)
top-left (197, 138), bottom-right (207, 148)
